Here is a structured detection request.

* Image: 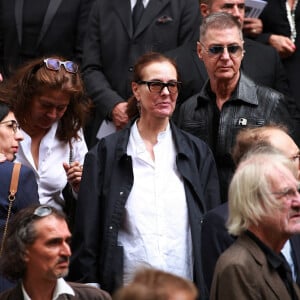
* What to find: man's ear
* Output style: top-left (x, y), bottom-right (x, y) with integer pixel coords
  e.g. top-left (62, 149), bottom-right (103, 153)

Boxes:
top-left (197, 41), bottom-right (204, 60)
top-left (200, 3), bottom-right (210, 17)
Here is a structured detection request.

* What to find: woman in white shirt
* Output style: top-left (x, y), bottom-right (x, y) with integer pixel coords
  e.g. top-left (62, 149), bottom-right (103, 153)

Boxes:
top-left (3, 56), bottom-right (89, 225)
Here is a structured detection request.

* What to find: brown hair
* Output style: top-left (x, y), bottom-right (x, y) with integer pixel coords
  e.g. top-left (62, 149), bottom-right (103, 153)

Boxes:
top-left (2, 56), bottom-right (91, 142)
top-left (113, 268), bottom-right (198, 300)
top-left (127, 52), bottom-right (180, 119)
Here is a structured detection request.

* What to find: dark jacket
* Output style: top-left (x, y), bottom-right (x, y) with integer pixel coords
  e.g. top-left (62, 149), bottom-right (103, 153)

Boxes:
top-left (81, 0), bottom-right (201, 147)
top-left (0, 282), bottom-right (111, 300)
top-left (68, 121), bottom-right (221, 294)
top-left (176, 72), bottom-right (295, 202)
top-left (201, 203), bottom-right (300, 292)
top-left (210, 233), bottom-right (300, 300)
top-left (0, 0), bottom-right (94, 78)
top-left (0, 161), bottom-right (39, 293)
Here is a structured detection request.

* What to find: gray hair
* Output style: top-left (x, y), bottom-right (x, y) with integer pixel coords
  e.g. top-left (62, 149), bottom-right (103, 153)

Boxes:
top-left (227, 146), bottom-right (298, 236)
top-left (199, 12), bottom-right (243, 42)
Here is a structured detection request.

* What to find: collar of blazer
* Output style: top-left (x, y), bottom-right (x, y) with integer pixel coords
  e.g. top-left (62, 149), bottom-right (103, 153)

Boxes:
top-left (113, 0), bottom-right (171, 38)
top-left (14, 0), bottom-right (63, 47)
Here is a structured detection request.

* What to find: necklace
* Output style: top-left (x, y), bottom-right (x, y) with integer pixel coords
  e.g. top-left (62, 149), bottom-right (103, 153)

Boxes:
top-left (286, 0), bottom-right (299, 43)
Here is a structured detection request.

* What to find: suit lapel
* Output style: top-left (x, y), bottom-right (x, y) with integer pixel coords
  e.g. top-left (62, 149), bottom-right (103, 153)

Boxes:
top-left (240, 234), bottom-right (292, 300)
top-left (36, 0), bottom-right (63, 47)
top-left (134, 0), bottom-right (170, 38)
top-left (14, 0), bottom-right (24, 45)
top-left (113, 0), bottom-right (132, 38)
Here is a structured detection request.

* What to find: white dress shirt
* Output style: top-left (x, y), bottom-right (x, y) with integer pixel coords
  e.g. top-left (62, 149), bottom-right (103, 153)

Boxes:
top-left (22, 278), bottom-right (75, 300)
top-left (118, 121), bottom-right (193, 284)
top-left (16, 122), bottom-right (88, 209)
top-left (130, 0), bottom-right (150, 10)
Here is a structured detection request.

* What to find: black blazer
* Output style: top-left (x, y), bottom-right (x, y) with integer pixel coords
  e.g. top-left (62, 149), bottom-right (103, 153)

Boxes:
top-left (201, 202), bottom-right (300, 292)
top-left (0, 0), bottom-right (94, 78)
top-left (81, 0), bottom-right (201, 147)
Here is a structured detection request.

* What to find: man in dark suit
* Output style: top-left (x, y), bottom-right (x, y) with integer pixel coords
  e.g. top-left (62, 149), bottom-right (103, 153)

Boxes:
top-left (168, 0), bottom-right (291, 118)
top-left (0, 0), bottom-right (94, 79)
top-left (210, 148), bottom-right (300, 299)
top-left (81, 0), bottom-right (201, 147)
top-left (203, 125), bottom-right (300, 295)
top-left (0, 205), bottom-right (111, 300)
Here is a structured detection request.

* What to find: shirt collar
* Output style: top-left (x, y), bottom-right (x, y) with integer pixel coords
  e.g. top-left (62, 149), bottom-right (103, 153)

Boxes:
top-left (22, 278), bottom-right (75, 300)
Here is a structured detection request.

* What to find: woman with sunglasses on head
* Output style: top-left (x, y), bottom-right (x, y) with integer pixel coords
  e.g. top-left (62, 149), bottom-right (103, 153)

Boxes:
top-left (69, 52), bottom-right (221, 295)
top-left (2, 56), bottom-right (90, 229)
top-left (0, 100), bottom-right (39, 292)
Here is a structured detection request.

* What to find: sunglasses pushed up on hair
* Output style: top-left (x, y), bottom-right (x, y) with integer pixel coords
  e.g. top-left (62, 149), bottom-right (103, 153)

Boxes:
top-left (43, 58), bottom-right (79, 74)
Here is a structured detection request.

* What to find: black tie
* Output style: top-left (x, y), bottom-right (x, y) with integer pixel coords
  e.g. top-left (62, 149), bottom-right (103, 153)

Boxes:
top-left (132, 0), bottom-right (144, 31)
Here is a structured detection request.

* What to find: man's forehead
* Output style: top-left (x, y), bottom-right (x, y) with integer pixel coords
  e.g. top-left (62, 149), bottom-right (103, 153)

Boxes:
top-left (33, 216), bottom-right (70, 239)
top-left (203, 27), bottom-right (242, 43)
top-left (212, 0), bottom-right (245, 6)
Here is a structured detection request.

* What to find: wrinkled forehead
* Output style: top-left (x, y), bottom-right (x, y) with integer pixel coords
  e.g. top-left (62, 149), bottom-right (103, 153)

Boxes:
top-left (201, 26), bottom-right (243, 45)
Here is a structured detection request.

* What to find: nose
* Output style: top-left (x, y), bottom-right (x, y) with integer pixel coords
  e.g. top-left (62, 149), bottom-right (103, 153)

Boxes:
top-left (231, 5), bottom-right (243, 21)
top-left (14, 129), bottom-right (24, 141)
top-left (61, 241), bottom-right (72, 257)
top-left (46, 107), bottom-right (58, 119)
top-left (220, 47), bottom-right (230, 59)
top-left (161, 85), bottom-right (170, 95)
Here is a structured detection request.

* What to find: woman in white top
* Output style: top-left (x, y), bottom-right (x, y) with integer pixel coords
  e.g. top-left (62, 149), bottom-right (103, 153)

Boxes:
top-left (3, 56), bottom-right (90, 225)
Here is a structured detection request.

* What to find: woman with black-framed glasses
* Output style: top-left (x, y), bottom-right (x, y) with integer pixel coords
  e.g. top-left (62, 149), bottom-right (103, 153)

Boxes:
top-left (0, 101), bottom-right (39, 292)
top-left (69, 52), bottom-right (221, 295)
top-left (1, 56), bottom-right (91, 230)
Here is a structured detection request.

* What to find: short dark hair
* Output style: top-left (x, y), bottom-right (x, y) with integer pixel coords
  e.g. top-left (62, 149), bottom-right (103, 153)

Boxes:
top-left (0, 205), bottom-right (66, 281)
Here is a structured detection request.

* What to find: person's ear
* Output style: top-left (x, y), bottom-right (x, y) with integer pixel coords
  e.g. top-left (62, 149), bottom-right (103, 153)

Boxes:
top-left (200, 3), bottom-right (210, 17)
top-left (197, 41), bottom-right (204, 60)
top-left (132, 82), bottom-right (140, 100)
top-left (23, 249), bottom-right (30, 262)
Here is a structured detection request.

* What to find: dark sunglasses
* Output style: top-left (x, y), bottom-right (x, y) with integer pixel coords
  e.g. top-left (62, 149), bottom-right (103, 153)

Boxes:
top-left (44, 58), bottom-right (78, 74)
top-left (137, 80), bottom-right (181, 94)
top-left (200, 42), bottom-right (244, 58)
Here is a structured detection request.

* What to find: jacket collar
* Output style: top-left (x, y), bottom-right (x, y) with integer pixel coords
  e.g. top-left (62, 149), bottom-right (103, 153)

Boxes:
top-left (14, 0), bottom-right (63, 46)
top-left (113, 0), bottom-right (171, 38)
top-left (197, 71), bottom-right (259, 107)
top-left (238, 233), bottom-right (298, 299)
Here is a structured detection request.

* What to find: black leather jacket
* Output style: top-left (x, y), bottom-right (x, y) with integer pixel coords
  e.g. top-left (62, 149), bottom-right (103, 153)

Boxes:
top-left (176, 72), bottom-right (294, 201)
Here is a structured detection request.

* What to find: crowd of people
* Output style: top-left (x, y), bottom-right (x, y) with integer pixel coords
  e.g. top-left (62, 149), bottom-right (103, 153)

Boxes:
top-left (0, 0), bottom-right (300, 299)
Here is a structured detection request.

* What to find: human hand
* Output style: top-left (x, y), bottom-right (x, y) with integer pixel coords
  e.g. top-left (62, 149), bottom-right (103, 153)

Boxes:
top-left (269, 34), bottom-right (296, 58)
top-left (243, 17), bottom-right (263, 37)
top-left (63, 161), bottom-right (83, 193)
top-left (112, 102), bottom-right (129, 130)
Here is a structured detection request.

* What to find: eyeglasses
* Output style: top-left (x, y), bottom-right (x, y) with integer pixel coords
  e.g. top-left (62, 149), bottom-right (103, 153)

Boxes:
top-left (33, 205), bottom-right (53, 217)
top-left (137, 80), bottom-right (181, 94)
top-left (44, 58), bottom-right (78, 74)
top-left (200, 42), bottom-right (244, 58)
top-left (0, 120), bottom-right (20, 134)
top-left (272, 185), bottom-right (300, 200)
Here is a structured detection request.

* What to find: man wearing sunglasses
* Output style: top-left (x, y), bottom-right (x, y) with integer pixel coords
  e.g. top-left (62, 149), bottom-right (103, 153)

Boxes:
top-left (177, 12), bottom-right (295, 203)
top-left (168, 0), bottom-right (292, 119)
top-left (0, 205), bottom-right (111, 300)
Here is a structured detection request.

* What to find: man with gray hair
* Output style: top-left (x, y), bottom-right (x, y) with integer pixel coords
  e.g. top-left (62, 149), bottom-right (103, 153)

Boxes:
top-left (210, 148), bottom-right (300, 299)
top-left (177, 12), bottom-right (294, 202)
top-left (0, 205), bottom-right (111, 300)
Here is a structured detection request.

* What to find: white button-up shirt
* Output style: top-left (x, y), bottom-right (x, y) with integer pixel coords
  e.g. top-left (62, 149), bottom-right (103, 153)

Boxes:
top-left (16, 122), bottom-right (87, 209)
top-left (118, 121), bottom-right (193, 284)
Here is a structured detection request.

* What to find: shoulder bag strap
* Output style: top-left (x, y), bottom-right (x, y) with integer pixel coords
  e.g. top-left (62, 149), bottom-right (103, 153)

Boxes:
top-left (0, 163), bottom-right (21, 256)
